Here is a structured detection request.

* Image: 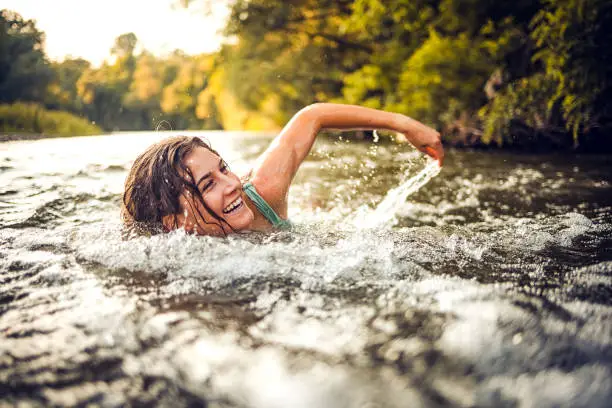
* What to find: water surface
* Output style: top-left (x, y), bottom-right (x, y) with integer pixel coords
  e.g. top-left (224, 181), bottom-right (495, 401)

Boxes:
top-left (1, 132), bottom-right (611, 407)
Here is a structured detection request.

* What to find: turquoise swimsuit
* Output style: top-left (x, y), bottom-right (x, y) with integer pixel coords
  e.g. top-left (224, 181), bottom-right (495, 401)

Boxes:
top-left (243, 182), bottom-right (291, 229)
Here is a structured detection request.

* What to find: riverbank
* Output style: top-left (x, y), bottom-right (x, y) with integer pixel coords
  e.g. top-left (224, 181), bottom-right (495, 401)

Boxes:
top-left (0, 103), bottom-right (102, 140)
top-left (0, 132), bottom-right (76, 142)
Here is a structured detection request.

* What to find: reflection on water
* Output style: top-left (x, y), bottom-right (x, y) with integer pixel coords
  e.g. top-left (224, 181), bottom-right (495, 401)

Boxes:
top-left (1, 131), bottom-right (611, 407)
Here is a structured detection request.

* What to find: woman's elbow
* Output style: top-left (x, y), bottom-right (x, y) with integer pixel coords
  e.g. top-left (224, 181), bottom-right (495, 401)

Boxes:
top-left (297, 102), bottom-right (340, 126)
top-left (297, 103), bottom-right (326, 119)
top-left (292, 103), bottom-right (325, 131)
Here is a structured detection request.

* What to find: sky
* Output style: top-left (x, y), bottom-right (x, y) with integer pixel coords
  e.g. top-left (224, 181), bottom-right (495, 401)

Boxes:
top-left (2, 0), bottom-right (229, 66)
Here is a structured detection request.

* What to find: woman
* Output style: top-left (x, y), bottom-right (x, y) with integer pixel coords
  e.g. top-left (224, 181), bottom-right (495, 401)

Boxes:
top-left (122, 103), bottom-right (444, 236)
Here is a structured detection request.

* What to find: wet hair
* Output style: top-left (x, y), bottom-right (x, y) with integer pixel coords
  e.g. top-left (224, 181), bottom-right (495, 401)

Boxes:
top-left (121, 136), bottom-right (233, 237)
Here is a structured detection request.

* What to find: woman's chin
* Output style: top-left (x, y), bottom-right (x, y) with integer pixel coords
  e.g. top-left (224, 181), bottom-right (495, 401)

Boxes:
top-left (226, 206), bottom-right (254, 231)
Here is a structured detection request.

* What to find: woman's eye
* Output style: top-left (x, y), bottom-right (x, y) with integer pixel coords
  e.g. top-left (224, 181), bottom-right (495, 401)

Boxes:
top-left (220, 164), bottom-right (229, 173)
top-left (201, 181), bottom-right (214, 193)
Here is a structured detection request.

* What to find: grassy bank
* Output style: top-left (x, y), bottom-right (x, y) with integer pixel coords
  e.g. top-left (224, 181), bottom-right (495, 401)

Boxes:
top-left (0, 103), bottom-right (102, 139)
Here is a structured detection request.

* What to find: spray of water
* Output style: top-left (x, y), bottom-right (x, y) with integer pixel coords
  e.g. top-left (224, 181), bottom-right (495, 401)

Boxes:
top-left (355, 159), bottom-right (441, 229)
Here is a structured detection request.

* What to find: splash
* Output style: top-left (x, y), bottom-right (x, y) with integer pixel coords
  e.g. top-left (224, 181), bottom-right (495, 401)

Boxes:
top-left (355, 159), bottom-right (441, 229)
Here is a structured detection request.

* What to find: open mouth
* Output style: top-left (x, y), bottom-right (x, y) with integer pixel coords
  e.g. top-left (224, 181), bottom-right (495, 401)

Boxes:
top-left (223, 197), bottom-right (244, 214)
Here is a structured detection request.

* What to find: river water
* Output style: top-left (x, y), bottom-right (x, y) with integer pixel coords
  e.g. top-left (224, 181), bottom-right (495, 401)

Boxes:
top-left (1, 131), bottom-right (611, 407)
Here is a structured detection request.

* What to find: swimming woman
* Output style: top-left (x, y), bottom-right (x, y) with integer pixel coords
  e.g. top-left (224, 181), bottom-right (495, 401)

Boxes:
top-left (122, 103), bottom-right (444, 236)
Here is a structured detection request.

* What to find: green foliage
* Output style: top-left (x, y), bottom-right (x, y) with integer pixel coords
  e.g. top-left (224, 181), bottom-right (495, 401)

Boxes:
top-left (0, 9), bottom-right (53, 103)
top-left (46, 58), bottom-right (90, 113)
top-left (219, 0), bottom-right (369, 124)
top-left (0, 10), bottom-right (231, 135)
top-left (480, 73), bottom-right (564, 146)
top-left (0, 103), bottom-right (102, 136)
top-left (1, 1), bottom-right (610, 148)
top-left (530, 0), bottom-right (612, 143)
top-left (393, 32), bottom-right (493, 127)
top-left (76, 66), bottom-right (127, 131)
top-left (338, 0), bottom-right (437, 111)
top-left (202, 0), bottom-right (556, 145)
top-left (340, 64), bottom-right (386, 109)
top-left (160, 54), bottom-right (211, 128)
top-left (481, 0), bottom-right (612, 147)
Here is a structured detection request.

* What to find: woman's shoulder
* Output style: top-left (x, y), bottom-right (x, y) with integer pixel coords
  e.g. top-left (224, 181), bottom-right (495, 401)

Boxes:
top-left (245, 174), bottom-right (287, 215)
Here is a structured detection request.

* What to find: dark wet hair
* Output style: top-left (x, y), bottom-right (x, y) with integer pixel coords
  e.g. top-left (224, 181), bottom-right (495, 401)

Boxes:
top-left (121, 136), bottom-right (233, 237)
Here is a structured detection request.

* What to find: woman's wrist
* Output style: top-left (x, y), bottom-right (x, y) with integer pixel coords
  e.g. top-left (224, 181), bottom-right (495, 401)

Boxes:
top-left (390, 113), bottom-right (415, 135)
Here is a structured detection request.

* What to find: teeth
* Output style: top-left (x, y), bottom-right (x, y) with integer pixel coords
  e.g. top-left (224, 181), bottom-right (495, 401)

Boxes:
top-left (223, 197), bottom-right (242, 214)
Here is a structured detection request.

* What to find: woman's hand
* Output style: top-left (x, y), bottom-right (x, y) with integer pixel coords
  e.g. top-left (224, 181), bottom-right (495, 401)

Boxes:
top-left (395, 114), bottom-right (445, 166)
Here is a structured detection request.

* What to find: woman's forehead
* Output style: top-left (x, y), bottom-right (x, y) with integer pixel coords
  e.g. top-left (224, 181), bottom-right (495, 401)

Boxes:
top-left (184, 146), bottom-right (221, 175)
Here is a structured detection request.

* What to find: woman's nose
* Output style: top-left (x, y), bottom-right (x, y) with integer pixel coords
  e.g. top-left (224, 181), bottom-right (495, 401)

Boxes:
top-left (221, 173), bottom-right (240, 195)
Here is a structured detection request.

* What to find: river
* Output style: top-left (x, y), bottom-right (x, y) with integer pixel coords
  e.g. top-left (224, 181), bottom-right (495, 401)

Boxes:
top-left (1, 131), bottom-right (611, 407)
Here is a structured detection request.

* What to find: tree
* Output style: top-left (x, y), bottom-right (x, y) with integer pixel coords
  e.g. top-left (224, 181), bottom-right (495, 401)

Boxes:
top-left (530, 0), bottom-right (612, 143)
top-left (482, 0), bottom-right (612, 148)
top-left (75, 33), bottom-right (142, 130)
top-left (0, 9), bottom-right (53, 103)
top-left (46, 58), bottom-right (90, 113)
top-left (394, 32), bottom-right (493, 127)
top-left (209, 0), bottom-right (371, 125)
top-left (111, 32), bottom-right (138, 59)
top-left (123, 52), bottom-right (165, 128)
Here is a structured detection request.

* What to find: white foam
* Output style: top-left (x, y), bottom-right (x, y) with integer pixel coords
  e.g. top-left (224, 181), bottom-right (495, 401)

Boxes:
top-left (478, 364), bottom-right (612, 407)
top-left (354, 160), bottom-right (441, 229)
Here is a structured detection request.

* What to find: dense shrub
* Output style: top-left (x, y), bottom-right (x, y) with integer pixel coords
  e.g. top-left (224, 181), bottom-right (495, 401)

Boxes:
top-left (0, 103), bottom-right (102, 137)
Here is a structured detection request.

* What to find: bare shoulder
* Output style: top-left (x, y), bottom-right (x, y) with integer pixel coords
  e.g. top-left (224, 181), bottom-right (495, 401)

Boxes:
top-left (248, 174), bottom-right (288, 213)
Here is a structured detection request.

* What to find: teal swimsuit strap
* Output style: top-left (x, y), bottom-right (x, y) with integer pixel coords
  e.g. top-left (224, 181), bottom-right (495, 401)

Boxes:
top-left (243, 182), bottom-right (291, 229)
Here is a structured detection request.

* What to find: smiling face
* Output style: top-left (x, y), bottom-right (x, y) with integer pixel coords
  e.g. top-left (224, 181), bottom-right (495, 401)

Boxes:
top-left (165, 147), bottom-right (254, 235)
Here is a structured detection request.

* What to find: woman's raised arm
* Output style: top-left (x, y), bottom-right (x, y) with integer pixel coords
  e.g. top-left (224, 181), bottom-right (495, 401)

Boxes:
top-left (249, 103), bottom-right (444, 203)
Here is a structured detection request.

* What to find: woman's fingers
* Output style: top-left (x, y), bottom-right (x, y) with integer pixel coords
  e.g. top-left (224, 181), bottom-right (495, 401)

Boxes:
top-left (423, 142), bottom-right (445, 167)
top-left (433, 142), bottom-right (445, 166)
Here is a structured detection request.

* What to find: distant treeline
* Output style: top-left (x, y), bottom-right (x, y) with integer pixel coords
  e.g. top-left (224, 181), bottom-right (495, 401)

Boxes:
top-left (0, 9), bottom-right (277, 137)
top-left (1, 1), bottom-right (611, 149)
